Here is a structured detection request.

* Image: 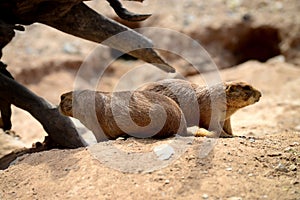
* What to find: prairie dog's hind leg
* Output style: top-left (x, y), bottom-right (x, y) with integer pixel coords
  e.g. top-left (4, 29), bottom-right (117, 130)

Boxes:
top-left (222, 118), bottom-right (233, 136)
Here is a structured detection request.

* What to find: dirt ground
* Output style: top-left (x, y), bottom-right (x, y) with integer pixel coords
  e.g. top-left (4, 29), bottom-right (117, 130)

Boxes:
top-left (0, 0), bottom-right (300, 199)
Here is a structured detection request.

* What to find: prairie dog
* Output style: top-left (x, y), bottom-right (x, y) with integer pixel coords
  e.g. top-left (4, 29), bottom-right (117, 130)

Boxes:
top-left (59, 90), bottom-right (187, 141)
top-left (140, 79), bottom-right (261, 137)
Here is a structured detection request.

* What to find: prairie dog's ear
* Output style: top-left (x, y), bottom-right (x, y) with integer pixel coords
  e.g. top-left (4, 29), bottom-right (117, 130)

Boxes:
top-left (226, 84), bottom-right (242, 95)
top-left (242, 85), bottom-right (252, 91)
top-left (60, 92), bottom-right (72, 101)
top-left (60, 93), bottom-right (67, 101)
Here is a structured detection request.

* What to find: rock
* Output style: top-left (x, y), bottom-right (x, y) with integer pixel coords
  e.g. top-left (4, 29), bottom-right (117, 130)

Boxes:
top-left (187, 155), bottom-right (195, 160)
top-left (274, 2), bottom-right (283, 10)
top-left (164, 179), bottom-right (170, 184)
top-left (116, 137), bottom-right (126, 141)
top-left (226, 0), bottom-right (242, 10)
top-left (267, 55), bottom-right (285, 63)
top-left (153, 144), bottom-right (175, 161)
top-left (290, 142), bottom-right (299, 147)
top-left (291, 180), bottom-right (299, 185)
top-left (202, 194), bottom-right (209, 199)
top-left (63, 42), bottom-right (80, 54)
top-left (275, 163), bottom-right (288, 172)
top-left (294, 125), bottom-right (300, 132)
top-left (261, 195), bottom-right (268, 199)
top-left (284, 147), bottom-right (292, 152)
top-left (226, 167), bottom-right (233, 171)
top-left (249, 138), bottom-right (255, 143)
top-left (289, 164), bottom-right (297, 171)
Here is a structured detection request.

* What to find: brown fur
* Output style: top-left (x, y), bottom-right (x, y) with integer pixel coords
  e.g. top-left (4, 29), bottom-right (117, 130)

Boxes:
top-left (59, 90), bottom-right (187, 141)
top-left (140, 79), bottom-right (262, 137)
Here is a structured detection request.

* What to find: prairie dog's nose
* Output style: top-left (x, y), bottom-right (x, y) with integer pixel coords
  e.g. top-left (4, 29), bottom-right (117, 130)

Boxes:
top-left (257, 91), bottom-right (262, 98)
top-left (255, 91), bottom-right (262, 102)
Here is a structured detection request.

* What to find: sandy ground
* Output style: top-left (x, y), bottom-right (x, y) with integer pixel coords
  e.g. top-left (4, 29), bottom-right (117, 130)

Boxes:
top-left (0, 0), bottom-right (300, 199)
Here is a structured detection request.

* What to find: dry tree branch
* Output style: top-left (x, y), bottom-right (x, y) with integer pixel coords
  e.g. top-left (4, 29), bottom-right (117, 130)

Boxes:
top-left (107, 0), bottom-right (151, 21)
top-left (0, 73), bottom-right (86, 148)
top-left (41, 2), bottom-right (174, 73)
top-left (0, 0), bottom-right (173, 167)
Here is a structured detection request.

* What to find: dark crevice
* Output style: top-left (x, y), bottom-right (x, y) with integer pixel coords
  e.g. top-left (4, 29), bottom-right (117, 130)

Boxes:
top-left (191, 23), bottom-right (282, 69)
top-left (232, 25), bottom-right (281, 64)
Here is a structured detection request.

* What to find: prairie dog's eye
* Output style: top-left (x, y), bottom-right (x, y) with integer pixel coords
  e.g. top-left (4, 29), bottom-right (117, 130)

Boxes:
top-left (229, 86), bottom-right (236, 92)
top-left (243, 85), bottom-right (251, 90)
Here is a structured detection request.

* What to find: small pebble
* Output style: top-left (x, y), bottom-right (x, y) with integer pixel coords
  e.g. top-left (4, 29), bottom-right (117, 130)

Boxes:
top-left (294, 125), bottom-right (300, 131)
top-left (268, 55), bottom-right (285, 63)
top-left (153, 144), bottom-right (175, 161)
top-left (291, 180), bottom-right (299, 185)
top-left (63, 42), bottom-right (80, 54)
top-left (275, 163), bottom-right (288, 172)
top-left (274, 2), bottom-right (283, 10)
top-left (249, 138), bottom-right (255, 143)
top-left (226, 0), bottom-right (242, 9)
top-left (289, 164), bottom-right (297, 171)
top-left (226, 167), bottom-right (233, 171)
top-left (202, 194), bottom-right (209, 199)
top-left (165, 179), bottom-right (170, 184)
top-left (284, 147), bottom-right (292, 152)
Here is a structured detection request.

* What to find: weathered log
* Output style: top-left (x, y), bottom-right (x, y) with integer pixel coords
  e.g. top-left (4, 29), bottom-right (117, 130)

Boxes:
top-left (42, 3), bottom-right (174, 72)
top-left (0, 73), bottom-right (87, 148)
top-left (0, 0), bottom-right (174, 72)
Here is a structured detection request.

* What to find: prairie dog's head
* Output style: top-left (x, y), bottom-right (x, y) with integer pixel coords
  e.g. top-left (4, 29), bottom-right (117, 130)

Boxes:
top-left (225, 82), bottom-right (261, 108)
top-left (59, 91), bottom-right (74, 117)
